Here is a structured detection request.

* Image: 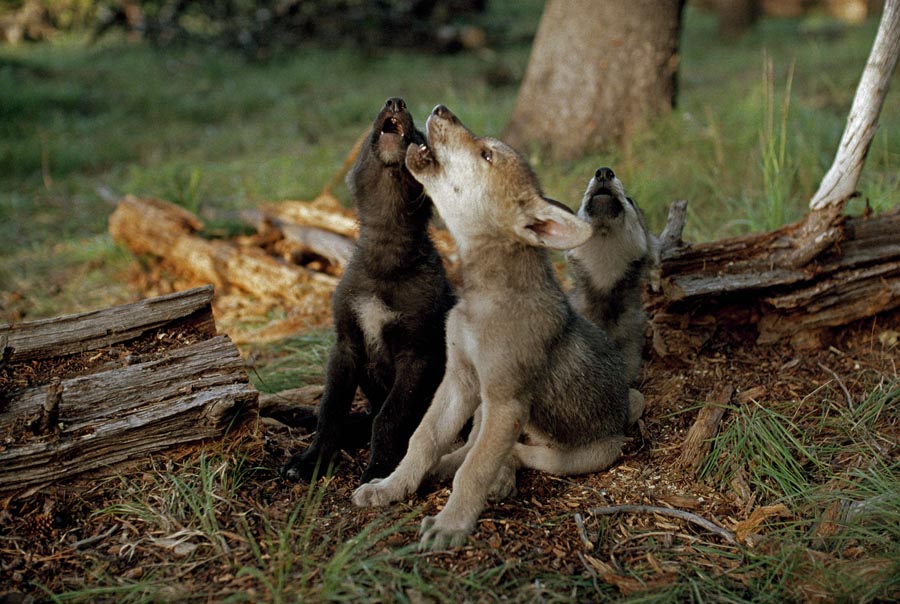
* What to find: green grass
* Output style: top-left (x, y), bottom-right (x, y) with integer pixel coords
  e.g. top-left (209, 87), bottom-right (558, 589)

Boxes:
top-left (2, 3), bottom-right (899, 320)
top-left (245, 328), bottom-right (334, 393)
top-left (694, 379), bottom-right (900, 603)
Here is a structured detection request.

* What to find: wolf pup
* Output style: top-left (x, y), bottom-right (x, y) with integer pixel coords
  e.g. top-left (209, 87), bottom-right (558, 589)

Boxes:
top-left (567, 167), bottom-right (654, 385)
top-left (352, 105), bottom-right (643, 550)
top-left (280, 98), bottom-right (455, 484)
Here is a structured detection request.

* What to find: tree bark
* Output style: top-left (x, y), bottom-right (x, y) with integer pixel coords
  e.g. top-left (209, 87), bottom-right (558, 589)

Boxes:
top-left (503, 0), bottom-right (686, 159)
top-left (0, 286), bottom-right (258, 496)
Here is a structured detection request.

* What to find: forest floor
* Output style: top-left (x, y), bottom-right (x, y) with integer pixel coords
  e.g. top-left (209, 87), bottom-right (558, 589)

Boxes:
top-left (2, 294), bottom-right (898, 602)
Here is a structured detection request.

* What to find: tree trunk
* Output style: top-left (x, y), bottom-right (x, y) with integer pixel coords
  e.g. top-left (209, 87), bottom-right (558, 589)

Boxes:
top-left (716, 0), bottom-right (761, 37)
top-left (0, 286), bottom-right (258, 496)
top-left (503, 0), bottom-right (686, 159)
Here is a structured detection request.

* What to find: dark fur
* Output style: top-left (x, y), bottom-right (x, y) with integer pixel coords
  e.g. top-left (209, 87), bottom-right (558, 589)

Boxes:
top-left (280, 98), bottom-right (455, 483)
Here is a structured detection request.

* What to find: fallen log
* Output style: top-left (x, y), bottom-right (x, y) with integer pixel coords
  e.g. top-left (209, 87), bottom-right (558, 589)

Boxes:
top-left (648, 206), bottom-right (900, 353)
top-left (109, 195), bottom-right (338, 306)
top-left (0, 286), bottom-right (258, 496)
top-left (239, 208), bottom-right (355, 271)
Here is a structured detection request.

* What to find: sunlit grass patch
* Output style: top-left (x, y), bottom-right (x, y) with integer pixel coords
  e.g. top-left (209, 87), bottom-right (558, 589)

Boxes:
top-left (692, 379), bottom-right (900, 602)
top-left (244, 329), bottom-right (333, 393)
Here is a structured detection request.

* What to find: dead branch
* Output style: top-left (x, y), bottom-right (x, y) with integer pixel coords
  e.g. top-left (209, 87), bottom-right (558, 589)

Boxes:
top-left (590, 504), bottom-right (737, 544)
top-left (808, 0), bottom-right (900, 214)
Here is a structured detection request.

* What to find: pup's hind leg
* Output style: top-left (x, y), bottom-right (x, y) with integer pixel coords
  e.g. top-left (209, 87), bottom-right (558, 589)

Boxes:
top-left (628, 388), bottom-right (645, 425)
top-left (429, 408), bottom-right (516, 501)
top-left (430, 407), bottom-right (481, 482)
top-left (280, 336), bottom-right (361, 481)
top-left (352, 353), bottom-right (479, 508)
top-left (363, 348), bottom-right (446, 482)
top-left (514, 435), bottom-right (626, 476)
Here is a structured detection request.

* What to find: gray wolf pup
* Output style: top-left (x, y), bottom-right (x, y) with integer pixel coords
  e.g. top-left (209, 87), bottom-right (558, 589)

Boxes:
top-left (567, 167), bottom-right (655, 385)
top-left (352, 105), bottom-right (642, 550)
top-left (280, 98), bottom-right (455, 484)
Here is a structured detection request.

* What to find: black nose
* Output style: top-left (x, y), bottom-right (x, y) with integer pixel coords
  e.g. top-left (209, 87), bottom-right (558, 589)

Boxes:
top-left (595, 167), bottom-right (615, 181)
top-left (385, 97), bottom-right (406, 113)
top-left (432, 104), bottom-right (452, 119)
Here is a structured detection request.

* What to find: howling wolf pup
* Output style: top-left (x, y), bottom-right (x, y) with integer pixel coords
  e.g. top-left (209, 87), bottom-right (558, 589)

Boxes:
top-left (567, 167), bottom-right (655, 386)
top-left (352, 105), bottom-right (643, 550)
top-left (280, 98), bottom-right (455, 484)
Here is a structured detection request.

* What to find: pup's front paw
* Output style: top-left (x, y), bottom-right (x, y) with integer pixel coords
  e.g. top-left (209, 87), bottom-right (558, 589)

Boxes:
top-left (405, 142), bottom-right (435, 173)
top-left (418, 514), bottom-right (472, 551)
top-left (279, 448), bottom-right (333, 482)
top-left (352, 477), bottom-right (404, 508)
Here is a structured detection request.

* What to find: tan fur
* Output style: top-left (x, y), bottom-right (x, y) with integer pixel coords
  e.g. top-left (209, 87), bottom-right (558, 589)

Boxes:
top-left (352, 105), bottom-right (634, 551)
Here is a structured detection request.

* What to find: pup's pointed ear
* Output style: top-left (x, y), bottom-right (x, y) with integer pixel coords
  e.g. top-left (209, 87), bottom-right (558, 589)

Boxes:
top-left (515, 196), bottom-right (593, 250)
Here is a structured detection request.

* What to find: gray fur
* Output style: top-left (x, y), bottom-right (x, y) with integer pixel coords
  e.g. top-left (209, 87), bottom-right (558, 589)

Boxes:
top-left (567, 167), bottom-right (654, 385)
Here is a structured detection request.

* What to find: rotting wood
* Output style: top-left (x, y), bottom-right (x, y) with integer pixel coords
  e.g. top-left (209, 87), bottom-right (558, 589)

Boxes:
top-left (109, 196), bottom-right (338, 305)
top-left (240, 209), bottom-right (355, 270)
top-left (676, 384), bottom-right (734, 472)
top-left (0, 286), bottom-right (258, 496)
top-left (648, 207), bottom-right (900, 353)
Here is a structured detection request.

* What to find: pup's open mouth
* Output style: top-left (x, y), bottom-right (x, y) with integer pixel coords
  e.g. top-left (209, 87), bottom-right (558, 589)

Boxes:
top-left (381, 116), bottom-right (405, 138)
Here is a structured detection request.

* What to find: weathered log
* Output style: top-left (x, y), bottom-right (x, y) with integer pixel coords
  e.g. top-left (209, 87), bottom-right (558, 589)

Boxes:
top-left (0, 286), bottom-right (258, 496)
top-left (648, 206), bottom-right (900, 352)
top-left (1, 282), bottom-right (216, 364)
top-left (239, 209), bottom-right (355, 270)
top-left (109, 196), bottom-right (338, 305)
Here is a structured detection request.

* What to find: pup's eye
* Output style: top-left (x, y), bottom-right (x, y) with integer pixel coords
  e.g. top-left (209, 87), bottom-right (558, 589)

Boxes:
top-left (481, 149), bottom-right (492, 163)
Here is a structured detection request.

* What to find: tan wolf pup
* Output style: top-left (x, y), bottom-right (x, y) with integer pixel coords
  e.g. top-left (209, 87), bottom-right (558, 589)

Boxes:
top-left (352, 105), bottom-right (643, 551)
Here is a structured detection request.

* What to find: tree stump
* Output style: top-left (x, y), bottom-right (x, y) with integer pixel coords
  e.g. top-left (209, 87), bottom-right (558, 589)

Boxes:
top-left (0, 286), bottom-right (258, 497)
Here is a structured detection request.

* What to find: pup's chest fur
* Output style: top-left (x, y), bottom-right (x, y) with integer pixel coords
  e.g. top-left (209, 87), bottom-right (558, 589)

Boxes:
top-left (351, 294), bottom-right (400, 355)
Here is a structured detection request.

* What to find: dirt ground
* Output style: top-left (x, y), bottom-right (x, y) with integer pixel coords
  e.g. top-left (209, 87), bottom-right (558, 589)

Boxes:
top-left (1, 293), bottom-right (898, 601)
